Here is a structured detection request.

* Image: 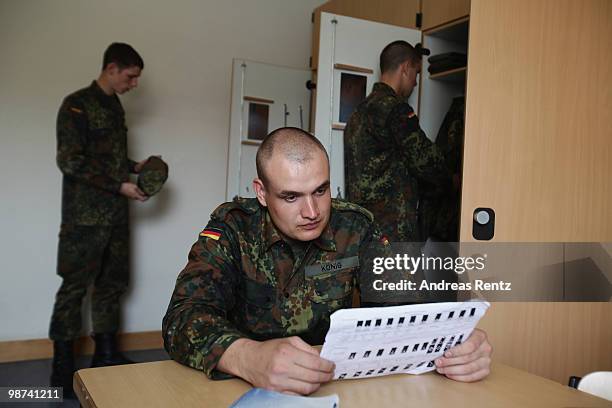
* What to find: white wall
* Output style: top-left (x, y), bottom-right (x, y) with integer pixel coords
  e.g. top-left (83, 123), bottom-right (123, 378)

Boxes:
top-left (0, 0), bottom-right (324, 341)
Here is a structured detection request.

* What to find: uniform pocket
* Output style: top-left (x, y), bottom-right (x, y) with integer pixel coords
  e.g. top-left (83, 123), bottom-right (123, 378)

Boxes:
top-left (308, 268), bottom-right (355, 303)
top-left (238, 278), bottom-right (276, 336)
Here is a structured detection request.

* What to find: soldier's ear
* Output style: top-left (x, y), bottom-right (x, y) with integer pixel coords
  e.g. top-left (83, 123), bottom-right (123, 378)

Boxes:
top-left (403, 61), bottom-right (413, 76)
top-left (253, 178), bottom-right (268, 207)
top-left (104, 62), bottom-right (119, 75)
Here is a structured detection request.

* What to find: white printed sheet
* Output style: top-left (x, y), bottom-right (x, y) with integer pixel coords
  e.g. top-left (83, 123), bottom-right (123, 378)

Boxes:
top-left (320, 301), bottom-right (490, 380)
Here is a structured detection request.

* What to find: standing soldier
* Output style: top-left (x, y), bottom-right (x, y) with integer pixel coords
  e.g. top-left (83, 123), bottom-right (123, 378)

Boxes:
top-left (50, 43), bottom-right (148, 397)
top-left (344, 40), bottom-right (450, 242)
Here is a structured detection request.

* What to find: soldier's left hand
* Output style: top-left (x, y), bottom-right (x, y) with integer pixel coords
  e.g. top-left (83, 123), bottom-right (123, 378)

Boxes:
top-left (434, 328), bottom-right (492, 382)
top-left (119, 182), bottom-right (148, 201)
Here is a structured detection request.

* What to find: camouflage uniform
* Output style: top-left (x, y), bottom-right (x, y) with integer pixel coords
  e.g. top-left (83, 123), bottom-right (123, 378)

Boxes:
top-left (344, 82), bottom-right (449, 242)
top-left (50, 81), bottom-right (137, 341)
top-left (162, 198), bottom-right (384, 379)
top-left (420, 96), bottom-right (465, 242)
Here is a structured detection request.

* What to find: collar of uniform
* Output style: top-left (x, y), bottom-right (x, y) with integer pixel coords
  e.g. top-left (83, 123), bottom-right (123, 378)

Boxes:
top-left (262, 210), bottom-right (284, 251)
top-left (90, 80), bottom-right (112, 99)
top-left (373, 82), bottom-right (398, 98)
top-left (313, 219), bottom-right (337, 252)
top-left (89, 80), bottom-right (123, 111)
top-left (260, 209), bottom-right (337, 253)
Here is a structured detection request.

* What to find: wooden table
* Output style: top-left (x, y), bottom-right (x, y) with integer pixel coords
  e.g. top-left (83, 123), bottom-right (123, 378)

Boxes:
top-left (74, 360), bottom-right (612, 407)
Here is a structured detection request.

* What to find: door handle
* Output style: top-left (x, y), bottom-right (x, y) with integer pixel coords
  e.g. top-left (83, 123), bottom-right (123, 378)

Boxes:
top-left (472, 208), bottom-right (495, 240)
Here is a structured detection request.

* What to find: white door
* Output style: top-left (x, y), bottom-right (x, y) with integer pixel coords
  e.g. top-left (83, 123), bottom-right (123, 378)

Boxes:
top-left (314, 12), bottom-right (422, 199)
top-left (227, 59), bottom-right (311, 200)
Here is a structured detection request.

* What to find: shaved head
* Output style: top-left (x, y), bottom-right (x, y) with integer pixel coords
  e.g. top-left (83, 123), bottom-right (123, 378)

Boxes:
top-left (253, 127), bottom-right (332, 242)
top-left (380, 40), bottom-right (421, 74)
top-left (256, 127), bottom-right (329, 185)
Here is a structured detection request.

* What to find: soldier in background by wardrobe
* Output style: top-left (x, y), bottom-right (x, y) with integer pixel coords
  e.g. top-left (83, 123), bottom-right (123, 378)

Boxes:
top-left (344, 40), bottom-right (451, 242)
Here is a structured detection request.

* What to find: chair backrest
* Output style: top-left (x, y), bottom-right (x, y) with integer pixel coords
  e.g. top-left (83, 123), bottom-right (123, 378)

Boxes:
top-left (578, 371), bottom-right (612, 401)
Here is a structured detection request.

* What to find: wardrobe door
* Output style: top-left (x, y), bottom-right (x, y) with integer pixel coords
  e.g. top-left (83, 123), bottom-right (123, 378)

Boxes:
top-left (461, 0), bottom-right (611, 242)
top-left (314, 12), bottom-right (421, 198)
top-left (421, 0), bottom-right (470, 31)
top-left (463, 0), bottom-right (612, 384)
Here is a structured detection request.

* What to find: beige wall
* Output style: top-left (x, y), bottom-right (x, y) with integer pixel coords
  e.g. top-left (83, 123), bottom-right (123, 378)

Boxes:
top-left (0, 0), bottom-right (324, 341)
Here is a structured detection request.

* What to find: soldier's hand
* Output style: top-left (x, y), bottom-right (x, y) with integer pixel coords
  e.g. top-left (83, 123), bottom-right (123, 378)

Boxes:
top-left (435, 328), bottom-right (492, 382)
top-left (133, 158), bottom-right (148, 174)
top-left (119, 182), bottom-right (148, 201)
top-left (134, 156), bottom-right (162, 173)
top-left (218, 337), bottom-right (335, 395)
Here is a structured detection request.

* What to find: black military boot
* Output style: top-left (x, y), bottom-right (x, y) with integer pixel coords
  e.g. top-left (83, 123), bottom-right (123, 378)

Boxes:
top-left (50, 340), bottom-right (75, 399)
top-left (90, 332), bottom-right (135, 367)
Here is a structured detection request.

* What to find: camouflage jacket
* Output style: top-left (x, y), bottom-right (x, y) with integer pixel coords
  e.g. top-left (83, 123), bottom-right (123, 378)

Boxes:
top-left (56, 81), bottom-right (137, 225)
top-left (344, 82), bottom-right (449, 241)
top-left (162, 198), bottom-right (381, 379)
top-left (420, 96), bottom-right (465, 242)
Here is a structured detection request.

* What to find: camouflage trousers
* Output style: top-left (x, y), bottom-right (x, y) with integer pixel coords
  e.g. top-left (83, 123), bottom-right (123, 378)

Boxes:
top-left (49, 224), bottom-right (129, 340)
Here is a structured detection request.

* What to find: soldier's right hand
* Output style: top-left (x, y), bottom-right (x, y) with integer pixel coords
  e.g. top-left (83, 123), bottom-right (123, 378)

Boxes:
top-left (218, 337), bottom-right (335, 395)
top-left (119, 182), bottom-right (148, 201)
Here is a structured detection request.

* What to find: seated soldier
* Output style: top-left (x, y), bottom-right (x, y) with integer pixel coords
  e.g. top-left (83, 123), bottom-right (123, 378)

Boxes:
top-left (162, 127), bottom-right (492, 395)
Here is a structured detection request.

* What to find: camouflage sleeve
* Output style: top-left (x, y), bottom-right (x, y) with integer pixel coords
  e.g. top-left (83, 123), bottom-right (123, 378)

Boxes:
top-left (162, 221), bottom-right (245, 379)
top-left (358, 221), bottom-right (391, 306)
top-left (387, 103), bottom-right (450, 184)
top-left (56, 98), bottom-right (122, 193)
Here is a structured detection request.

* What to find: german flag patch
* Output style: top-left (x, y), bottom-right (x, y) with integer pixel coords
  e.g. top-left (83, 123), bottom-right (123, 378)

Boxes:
top-left (70, 107), bottom-right (83, 114)
top-left (407, 111), bottom-right (416, 119)
top-left (200, 227), bottom-right (222, 240)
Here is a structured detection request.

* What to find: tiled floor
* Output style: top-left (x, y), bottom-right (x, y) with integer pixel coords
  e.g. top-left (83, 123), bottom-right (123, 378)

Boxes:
top-left (0, 349), bottom-right (169, 407)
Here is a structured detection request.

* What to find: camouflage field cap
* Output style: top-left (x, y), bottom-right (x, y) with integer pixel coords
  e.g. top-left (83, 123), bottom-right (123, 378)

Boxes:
top-left (137, 156), bottom-right (168, 196)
